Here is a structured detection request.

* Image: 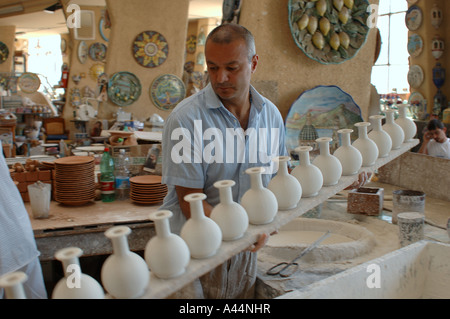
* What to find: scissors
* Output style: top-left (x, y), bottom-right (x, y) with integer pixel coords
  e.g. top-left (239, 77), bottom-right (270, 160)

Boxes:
top-left (266, 230), bottom-right (331, 277)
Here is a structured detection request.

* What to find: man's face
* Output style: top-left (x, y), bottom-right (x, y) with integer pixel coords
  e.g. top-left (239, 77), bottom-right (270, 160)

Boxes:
top-left (205, 39), bottom-right (257, 103)
top-left (428, 127), bottom-right (447, 143)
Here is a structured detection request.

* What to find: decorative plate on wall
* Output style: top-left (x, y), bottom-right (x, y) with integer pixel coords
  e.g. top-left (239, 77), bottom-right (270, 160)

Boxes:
top-left (107, 71), bottom-right (141, 106)
top-left (285, 85), bottom-right (363, 153)
top-left (186, 35), bottom-right (197, 54)
top-left (89, 42), bottom-right (107, 61)
top-left (89, 63), bottom-right (105, 81)
top-left (132, 31), bottom-right (169, 68)
top-left (18, 72), bottom-right (41, 93)
top-left (99, 17), bottom-right (110, 42)
top-left (408, 65), bottom-right (424, 89)
top-left (405, 5), bottom-right (423, 31)
top-left (288, 0), bottom-right (370, 65)
top-left (78, 40), bottom-right (88, 64)
top-left (407, 33), bottom-right (423, 58)
top-left (0, 41), bottom-right (9, 64)
top-left (150, 74), bottom-right (186, 111)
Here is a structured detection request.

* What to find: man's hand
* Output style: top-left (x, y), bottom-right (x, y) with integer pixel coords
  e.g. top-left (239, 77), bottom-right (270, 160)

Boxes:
top-left (246, 231), bottom-right (278, 252)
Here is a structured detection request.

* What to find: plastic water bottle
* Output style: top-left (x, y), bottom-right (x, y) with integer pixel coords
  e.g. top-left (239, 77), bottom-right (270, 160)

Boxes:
top-left (100, 147), bottom-right (115, 202)
top-left (115, 149), bottom-right (130, 200)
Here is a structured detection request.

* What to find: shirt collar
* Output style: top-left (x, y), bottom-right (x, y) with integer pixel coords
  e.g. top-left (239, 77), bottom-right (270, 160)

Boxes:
top-left (204, 83), bottom-right (265, 113)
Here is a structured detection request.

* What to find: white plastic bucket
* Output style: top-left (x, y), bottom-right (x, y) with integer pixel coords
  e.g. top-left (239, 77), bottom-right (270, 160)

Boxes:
top-left (27, 181), bottom-right (51, 219)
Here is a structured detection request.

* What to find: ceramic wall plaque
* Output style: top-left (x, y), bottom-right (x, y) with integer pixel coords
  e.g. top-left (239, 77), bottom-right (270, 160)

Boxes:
top-left (288, 0), bottom-right (370, 64)
top-left (78, 40), bottom-right (88, 64)
top-left (408, 65), bottom-right (424, 89)
top-left (407, 33), bottom-right (423, 58)
top-left (186, 35), bottom-right (197, 54)
top-left (18, 73), bottom-right (41, 93)
top-left (99, 17), bottom-right (110, 42)
top-left (133, 31), bottom-right (168, 68)
top-left (107, 71), bottom-right (141, 106)
top-left (405, 5), bottom-right (423, 31)
top-left (0, 41), bottom-right (9, 64)
top-left (89, 42), bottom-right (107, 61)
top-left (150, 74), bottom-right (186, 111)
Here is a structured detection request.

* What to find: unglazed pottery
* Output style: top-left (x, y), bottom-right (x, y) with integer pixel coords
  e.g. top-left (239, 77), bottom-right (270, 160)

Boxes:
top-left (353, 122), bottom-right (379, 167)
top-left (210, 180), bottom-right (249, 241)
top-left (268, 156), bottom-right (302, 210)
top-left (241, 167), bottom-right (278, 225)
top-left (291, 146), bottom-right (323, 197)
top-left (180, 193), bottom-right (222, 258)
top-left (395, 104), bottom-right (417, 142)
top-left (334, 129), bottom-right (362, 176)
top-left (0, 271), bottom-right (28, 299)
top-left (145, 210), bottom-right (190, 278)
top-left (312, 137), bottom-right (342, 186)
top-left (383, 109), bottom-right (405, 150)
top-left (52, 247), bottom-right (104, 299)
top-left (101, 226), bottom-right (149, 298)
top-left (369, 115), bottom-right (392, 158)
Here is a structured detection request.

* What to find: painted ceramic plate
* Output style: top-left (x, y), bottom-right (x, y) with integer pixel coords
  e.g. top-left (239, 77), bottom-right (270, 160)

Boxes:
top-left (408, 91), bottom-right (424, 106)
top-left (408, 33), bottom-right (423, 58)
top-left (408, 65), bottom-right (424, 89)
top-left (99, 17), bottom-right (110, 42)
top-left (285, 85), bottom-right (363, 154)
top-left (0, 41), bottom-right (9, 64)
top-left (107, 71), bottom-right (141, 106)
top-left (89, 42), bottom-right (107, 61)
top-left (18, 72), bottom-right (41, 93)
top-left (89, 63), bottom-right (105, 81)
top-left (288, 0), bottom-right (370, 64)
top-left (133, 31), bottom-right (168, 68)
top-left (186, 35), bottom-right (197, 54)
top-left (150, 74), bottom-right (186, 111)
top-left (405, 5), bottom-right (423, 31)
top-left (78, 40), bottom-right (88, 64)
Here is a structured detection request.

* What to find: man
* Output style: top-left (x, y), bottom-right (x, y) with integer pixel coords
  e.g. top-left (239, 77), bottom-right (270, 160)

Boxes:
top-left (160, 23), bottom-right (287, 298)
top-left (0, 142), bottom-right (47, 299)
top-left (418, 119), bottom-right (450, 159)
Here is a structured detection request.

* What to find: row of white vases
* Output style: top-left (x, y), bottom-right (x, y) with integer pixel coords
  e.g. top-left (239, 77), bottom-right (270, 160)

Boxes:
top-left (0, 106), bottom-right (416, 299)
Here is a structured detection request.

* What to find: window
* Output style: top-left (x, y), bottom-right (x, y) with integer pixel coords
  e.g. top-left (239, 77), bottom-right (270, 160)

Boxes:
top-left (371, 0), bottom-right (409, 95)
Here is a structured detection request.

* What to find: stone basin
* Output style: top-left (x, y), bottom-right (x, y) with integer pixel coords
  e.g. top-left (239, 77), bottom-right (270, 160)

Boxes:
top-left (279, 240), bottom-right (450, 299)
top-left (263, 218), bottom-right (376, 263)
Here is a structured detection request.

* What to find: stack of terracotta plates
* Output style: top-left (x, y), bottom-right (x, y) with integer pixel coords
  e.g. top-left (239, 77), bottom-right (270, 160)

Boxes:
top-left (130, 175), bottom-right (167, 205)
top-left (54, 156), bottom-right (96, 205)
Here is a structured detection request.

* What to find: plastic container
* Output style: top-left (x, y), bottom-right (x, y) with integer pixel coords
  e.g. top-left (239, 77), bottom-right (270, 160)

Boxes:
top-left (115, 149), bottom-right (130, 200)
top-left (27, 181), bottom-right (51, 219)
top-left (100, 148), bottom-right (115, 202)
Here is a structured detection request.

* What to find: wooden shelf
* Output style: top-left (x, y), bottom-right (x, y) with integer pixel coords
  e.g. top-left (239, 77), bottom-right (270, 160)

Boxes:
top-left (138, 139), bottom-right (420, 299)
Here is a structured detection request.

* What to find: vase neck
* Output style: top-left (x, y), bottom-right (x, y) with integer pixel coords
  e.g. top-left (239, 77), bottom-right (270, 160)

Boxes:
top-left (219, 185), bottom-right (233, 205)
top-left (189, 199), bottom-right (205, 220)
top-left (250, 171), bottom-right (263, 189)
top-left (341, 132), bottom-right (351, 146)
top-left (299, 151), bottom-right (311, 166)
top-left (61, 257), bottom-right (80, 278)
top-left (385, 111), bottom-right (395, 124)
top-left (319, 141), bottom-right (330, 156)
top-left (358, 125), bottom-right (368, 139)
top-left (371, 118), bottom-right (382, 131)
top-left (111, 235), bottom-right (130, 257)
top-left (398, 106), bottom-right (407, 118)
top-left (155, 217), bottom-right (171, 238)
top-left (277, 159), bottom-right (289, 176)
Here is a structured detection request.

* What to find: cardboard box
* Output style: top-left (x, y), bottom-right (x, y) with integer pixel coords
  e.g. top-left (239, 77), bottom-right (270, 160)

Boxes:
top-left (108, 143), bottom-right (162, 176)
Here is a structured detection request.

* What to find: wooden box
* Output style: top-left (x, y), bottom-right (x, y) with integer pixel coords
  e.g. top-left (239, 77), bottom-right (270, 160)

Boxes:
top-left (347, 187), bottom-right (384, 216)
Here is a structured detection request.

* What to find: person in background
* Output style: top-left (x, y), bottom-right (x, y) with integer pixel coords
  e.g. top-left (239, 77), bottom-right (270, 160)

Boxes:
top-left (418, 119), bottom-right (450, 159)
top-left (160, 23), bottom-right (287, 298)
top-left (0, 141), bottom-right (47, 299)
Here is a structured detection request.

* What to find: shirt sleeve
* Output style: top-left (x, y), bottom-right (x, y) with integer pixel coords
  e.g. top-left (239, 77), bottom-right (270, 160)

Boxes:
top-left (161, 110), bottom-right (205, 189)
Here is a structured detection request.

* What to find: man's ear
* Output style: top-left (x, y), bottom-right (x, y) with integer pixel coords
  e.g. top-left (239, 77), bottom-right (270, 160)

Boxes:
top-left (251, 54), bottom-right (259, 74)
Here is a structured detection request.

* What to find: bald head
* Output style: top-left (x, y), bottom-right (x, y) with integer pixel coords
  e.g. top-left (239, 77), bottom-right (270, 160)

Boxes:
top-left (206, 23), bottom-right (256, 62)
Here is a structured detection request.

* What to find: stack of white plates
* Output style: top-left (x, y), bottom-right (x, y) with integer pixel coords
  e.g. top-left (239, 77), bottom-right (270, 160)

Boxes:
top-left (54, 156), bottom-right (96, 206)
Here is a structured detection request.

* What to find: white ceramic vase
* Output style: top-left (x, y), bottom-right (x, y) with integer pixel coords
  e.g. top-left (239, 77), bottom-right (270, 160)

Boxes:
top-left (353, 122), bottom-right (379, 167)
top-left (368, 115), bottom-right (392, 158)
top-left (210, 180), bottom-right (249, 241)
top-left (268, 156), bottom-right (302, 210)
top-left (312, 137), bottom-right (342, 186)
top-left (0, 271), bottom-right (28, 299)
top-left (180, 193), bottom-right (222, 259)
top-left (334, 129), bottom-right (362, 176)
top-left (383, 109), bottom-right (405, 150)
top-left (291, 146), bottom-right (323, 197)
top-left (145, 210), bottom-right (190, 278)
top-left (395, 104), bottom-right (417, 142)
top-left (241, 167), bottom-right (278, 225)
top-left (52, 247), bottom-right (105, 299)
top-left (101, 226), bottom-right (150, 299)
